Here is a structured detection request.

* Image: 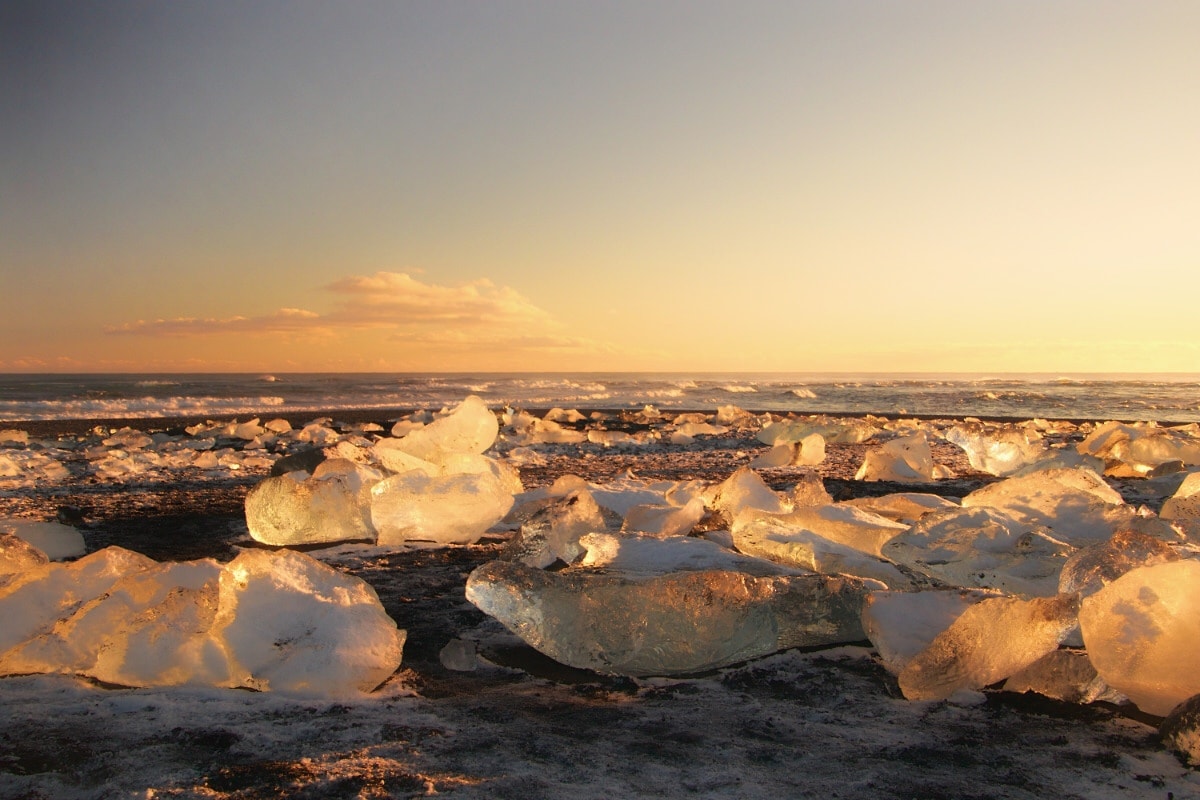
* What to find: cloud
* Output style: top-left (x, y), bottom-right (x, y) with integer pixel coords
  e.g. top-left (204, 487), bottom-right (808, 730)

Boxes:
top-left (104, 272), bottom-right (617, 362)
top-left (107, 308), bottom-right (325, 337)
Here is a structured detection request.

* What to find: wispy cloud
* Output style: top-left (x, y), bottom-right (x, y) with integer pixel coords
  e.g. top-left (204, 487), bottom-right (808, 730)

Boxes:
top-left (105, 272), bottom-right (616, 362)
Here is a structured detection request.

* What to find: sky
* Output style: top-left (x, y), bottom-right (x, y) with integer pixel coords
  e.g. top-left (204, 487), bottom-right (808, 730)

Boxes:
top-left (2, 1), bottom-right (1198, 374)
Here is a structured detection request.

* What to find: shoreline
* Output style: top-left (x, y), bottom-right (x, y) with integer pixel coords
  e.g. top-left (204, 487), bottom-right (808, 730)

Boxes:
top-left (3, 406), bottom-right (1185, 441)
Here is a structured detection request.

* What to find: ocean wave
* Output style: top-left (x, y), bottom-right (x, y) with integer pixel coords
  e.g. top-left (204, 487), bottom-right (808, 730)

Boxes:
top-left (721, 385), bottom-right (758, 394)
top-left (788, 388), bottom-right (817, 399)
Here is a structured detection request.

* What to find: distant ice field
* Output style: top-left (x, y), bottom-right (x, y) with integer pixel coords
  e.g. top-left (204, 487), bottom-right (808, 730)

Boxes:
top-left (1, 372), bottom-right (1198, 423)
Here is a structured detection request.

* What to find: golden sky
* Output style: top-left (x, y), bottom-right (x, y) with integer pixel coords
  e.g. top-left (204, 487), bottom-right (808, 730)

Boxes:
top-left (2, 2), bottom-right (1198, 374)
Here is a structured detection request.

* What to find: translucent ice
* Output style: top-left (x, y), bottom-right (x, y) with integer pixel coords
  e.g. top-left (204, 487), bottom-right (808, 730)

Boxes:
top-left (1001, 649), bottom-right (1123, 705)
top-left (843, 493), bottom-right (958, 525)
top-left (1, 559), bottom-right (228, 687)
top-left (733, 505), bottom-right (908, 559)
top-left (245, 459), bottom-right (379, 546)
top-left (0, 519), bottom-right (86, 560)
top-left (465, 559), bottom-right (878, 676)
top-left (732, 512), bottom-right (913, 588)
top-left (1161, 471), bottom-right (1200, 521)
top-left (1078, 560), bottom-right (1200, 716)
top-left (960, 467), bottom-right (1137, 546)
top-left (882, 506), bottom-right (1072, 597)
top-left (502, 489), bottom-right (609, 568)
top-left (749, 433), bottom-right (826, 469)
top-left (213, 549), bottom-right (405, 695)
top-left (578, 532), bottom-right (796, 576)
top-left (388, 395), bottom-right (498, 463)
top-left (855, 433), bottom-right (938, 482)
top-left (897, 593), bottom-right (1081, 701)
top-left (709, 467), bottom-right (790, 521)
top-left (1058, 529), bottom-right (1180, 597)
top-left (0, 546), bottom-right (157, 655)
top-left (0, 532), bottom-right (49, 579)
top-left (1078, 421), bottom-right (1200, 477)
top-left (621, 497), bottom-right (706, 538)
top-left (945, 422), bottom-right (1047, 476)
top-left (861, 588), bottom-right (1000, 675)
top-left (371, 469), bottom-right (514, 546)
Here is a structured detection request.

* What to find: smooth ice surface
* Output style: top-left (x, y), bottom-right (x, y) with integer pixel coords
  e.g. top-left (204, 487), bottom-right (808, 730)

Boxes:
top-left (1001, 649), bottom-right (1123, 705)
top-left (371, 469), bottom-right (514, 546)
top-left (1079, 560), bottom-right (1200, 716)
top-left (245, 459), bottom-right (379, 546)
top-left (898, 594), bottom-right (1081, 701)
top-left (1078, 421), bottom-right (1200, 477)
top-left (578, 531), bottom-right (797, 576)
top-left (620, 497), bottom-right (706, 538)
top-left (882, 506), bottom-right (1071, 596)
top-left (861, 589), bottom-right (1000, 675)
top-left (962, 467), bottom-right (1140, 546)
top-left (732, 516), bottom-right (913, 588)
top-left (466, 559), bottom-right (878, 676)
top-left (748, 434), bottom-right (825, 468)
top-left (0, 519), bottom-right (86, 561)
top-left (1161, 471), bottom-right (1200, 520)
top-left (1057, 529), bottom-right (1180, 597)
top-left (843, 493), bottom-right (958, 524)
top-left (214, 549), bottom-right (406, 695)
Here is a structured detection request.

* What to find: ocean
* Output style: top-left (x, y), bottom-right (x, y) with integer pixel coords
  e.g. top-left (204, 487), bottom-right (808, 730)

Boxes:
top-left (1, 372), bottom-right (1199, 424)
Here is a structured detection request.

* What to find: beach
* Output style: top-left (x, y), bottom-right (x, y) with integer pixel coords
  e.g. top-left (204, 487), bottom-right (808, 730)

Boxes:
top-left (1, 407), bottom-right (1197, 799)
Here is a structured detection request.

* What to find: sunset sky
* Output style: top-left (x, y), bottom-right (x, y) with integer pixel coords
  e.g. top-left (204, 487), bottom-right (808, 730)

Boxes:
top-left (2, 1), bottom-right (1198, 374)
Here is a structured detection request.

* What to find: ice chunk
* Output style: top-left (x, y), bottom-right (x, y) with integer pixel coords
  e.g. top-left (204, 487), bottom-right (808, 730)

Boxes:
top-left (0, 532), bottom-right (49, 579)
top-left (213, 549), bottom-right (405, 695)
top-left (1160, 694), bottom-right (1200, 766)
top-left (734, 505), bottom-right (908, 559)
top-left (371, 469), bottom-right (514, 546)
top-left (759, 416), bottom-right (878, 446)
top-left (439, 638), bottom-right (478, 671)
top-left (862, 589), bottom-right (1000, 674)
top-left (1078, 560), bottom-right (1200, 716)
top-left (789, 471), bottom-right (833, 508)
top-left (1058, 529), bottom-right (1180, 597)
top-left (709, 467), bottom-right (790, 521)
top-left (502, 489), bottom-right (608, 568)
top-left (855, 433), bottom-right (938, 482)
top-left (749, 433), bottom-right (826, 469)
top-left (945, 422), bottom-right (1047, 477)
top-left (1079, 421), bottom-right (1200, 477)
top-left (0, 519), bottom-right (86, 560)
top-left (578, 532), bottom-right (796, 576)
top-left (387, 396), bottom-right (498, 463)
top-left (621, 497), bottom-right (706, 538)
top-left (897, 594), bottom-right (1081, 701)
top-left (883, 506), bottom-right (1071, 597)
top-left (1161, 471), bottom-right (1200, 520)
top-left (102, 427), bottom-right (154, 449)
top-left (0, 454), bottom-right (21, 477)
top-left (245, 459), bottom-right (379, 546)
top-left (843, 493), bottom-right (958, 524)
top-left (1, 560), bottom-right (228, 687)
top-left (960, 467), bottom-right (1137, 546)
top-left (465, 559), bottom-right (879, 676)
top-left (732, 512), bottom-right (913, 588)
top-left (0, 547), bottom-right (157, 655)
top-left (1001, 649), bottom-right (1123, 705)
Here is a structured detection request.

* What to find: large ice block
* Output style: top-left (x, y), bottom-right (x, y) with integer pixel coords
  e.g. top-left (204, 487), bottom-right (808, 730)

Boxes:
top-left (1057, 529), bottom-right (1179, 597)
top-left (245, 459), bottom-right (379, 546)
top-left (861, 588), bottom-right (1001, 675)
top-left (213, 549), bottom-right (406, 695)
top-left (897, 593), bottom-right (1081, 701)
top-left (855, 433), bottom-right (938, 482)
top-left (882, 506), bottom-right (1071, 597)
top-left (371, 468), bottom-right (514, 546)
top-left (386, 395), bottom-right (498, 463)
top-left (465, 559), bottom-right (878, 676)
top-left (945, 422), bottom-right (1047, 477)
top-left (502, 489), bottom-right (608, 568)
top-left (1078, 560), bottom-right (1200, 716)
